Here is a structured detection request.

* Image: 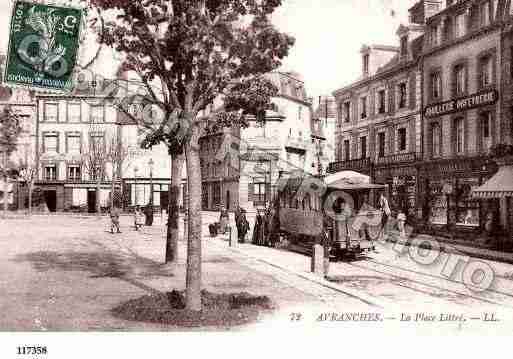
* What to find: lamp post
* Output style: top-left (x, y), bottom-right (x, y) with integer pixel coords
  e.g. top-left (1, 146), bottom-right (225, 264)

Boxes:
top-left (147, 158), bottom-right (154, 226)
top-left (148, 158), bottom-right (154, 207)
top-left (134, 166), bottom-right (139, 207)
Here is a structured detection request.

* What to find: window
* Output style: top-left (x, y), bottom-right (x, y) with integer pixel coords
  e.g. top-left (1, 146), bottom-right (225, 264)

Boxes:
top-left (44, 103), bottom-right (58, 122)
top-left (298, 106), bottom-right (302, 122)
top-left (378, 132), bottom-right (386, 158)
top-left (430, 24), bottom-right (440, 46)
top-left (377, 90), bottom-right (386, 114)
top-left (480, 56), bottom-right (493, 87)
top-left (455, 117), bottom-right (465, 154)
top-left (90, 104), bottom-right (104, 123)
top-left (363, 54), bottom-right (369, 74)
top-left (43, 133), bottom-right (58, 153)
top-left (431, 72), bottom-right (441, 99)
top-left (343, 139), bottom-right (350, 161)
top-left (454, 65), bottom-right (466, 95)
top-left (68, 165), bottom-right (81, 181)
top-left (343, 102), bottom-right (351, 123)
top-left (480, 1), bottom-right (490, 27)
top-left (360, 136), bottom-right (367, 159)
top-left (398, 128), bottom-right (407, 152)
top-left (398, 83), bottom-right (407, 109)
top-left (455, 13), bottom-right (467, 38)
top-left (66, 134), bottom-right (81, 154)
top-left (44, 165), bottom-right (57, 181)
top-left (400, 36), bottom-right (408, 57)
top-left (431, 123), bottom-right (441, 158)
top-left (67, 102), bottom-right (81, 123)
top-left (360, 97), bottom-right (367, 119)
top-left (89, 133), bottom-right (104, 152)
top-left (253, 182), bottom-right (267, 203)
top-left (480, 112), bottom-right (492, 152)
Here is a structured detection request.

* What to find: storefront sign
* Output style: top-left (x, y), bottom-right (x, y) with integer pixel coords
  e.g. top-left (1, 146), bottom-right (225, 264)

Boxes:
top-left (424, 90), bottom-right (498, 118)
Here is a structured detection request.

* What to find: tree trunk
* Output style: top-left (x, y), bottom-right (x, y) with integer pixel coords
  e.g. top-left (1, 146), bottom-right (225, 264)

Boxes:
top-left (28, 180), bottom-right (33, 216)
top-left (166, 153), bottom-right (184, 263)
top-left (96, 178), bottom-right (101, 217)
top-left (111, 174), bottom-right (115, 209)
top-left (185, 142), bottom-right (202, 311)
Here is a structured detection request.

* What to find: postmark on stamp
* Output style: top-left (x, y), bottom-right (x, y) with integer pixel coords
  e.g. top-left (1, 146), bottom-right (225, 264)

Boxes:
top-left (3, 1), bottom-right (83, 92)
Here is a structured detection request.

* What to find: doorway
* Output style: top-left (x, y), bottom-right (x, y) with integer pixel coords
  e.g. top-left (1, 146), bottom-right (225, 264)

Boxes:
top-left (160, 191), bottom-right (169, 212)
top-left (226, 190), bottom-right (230, 210)
top-left (44, 190), bottom-right (57, 212)
top-left (87, 190), bottom-right (97, 213)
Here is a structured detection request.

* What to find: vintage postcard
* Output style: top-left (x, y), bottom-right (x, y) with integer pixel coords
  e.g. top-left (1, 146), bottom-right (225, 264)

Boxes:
top-left (0, 0), bottom-right (512, 357)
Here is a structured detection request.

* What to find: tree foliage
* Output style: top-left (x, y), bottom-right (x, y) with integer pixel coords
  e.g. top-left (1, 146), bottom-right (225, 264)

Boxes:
top-left (0, 106), bottom-right (22, 156)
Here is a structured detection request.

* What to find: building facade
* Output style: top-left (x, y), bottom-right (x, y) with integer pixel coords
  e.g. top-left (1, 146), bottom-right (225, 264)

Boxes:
top-left (313, 96), bottom-right (336, 175)
top-left (199, 71), bottom-right (322, 213)
top-left (418, 0), bottom-right (512, 238)
top-left (331, 15), bottom-right (425, 220)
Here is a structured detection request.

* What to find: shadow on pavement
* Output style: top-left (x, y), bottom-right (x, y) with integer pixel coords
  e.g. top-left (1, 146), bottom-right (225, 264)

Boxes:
top-left (11, 250), bottom-right (174, 295)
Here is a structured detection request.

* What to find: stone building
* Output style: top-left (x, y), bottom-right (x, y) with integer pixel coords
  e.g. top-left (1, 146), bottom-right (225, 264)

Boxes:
top-left (313, 96), bottom-right (336, 175)
top-left (418, 0), bottom-right (513, 238)
top-left (198, 71), bottom-right (321, 213)
top-left (331, 9), bottom-right (425, 219)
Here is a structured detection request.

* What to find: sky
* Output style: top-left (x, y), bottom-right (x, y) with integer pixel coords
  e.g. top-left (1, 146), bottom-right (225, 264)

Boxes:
top-left (0, 0), bottom-right (418, 100)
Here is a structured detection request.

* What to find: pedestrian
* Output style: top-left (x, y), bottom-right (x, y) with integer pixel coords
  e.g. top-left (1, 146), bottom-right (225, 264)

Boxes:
top-left (397, 211), bottom-right (406, 238)
top-left (219, 206), bottom-right (229, 234)
top-left (379, 193), bottom-right (391, 235)
top-left (144, 204), bottom-right (154, 226)
top-left (109, 206), bottom-right (122, 234)
top-left (134, 206), bottom-right (144, 231)
top-left (235, 207), bottom-right (250, 243)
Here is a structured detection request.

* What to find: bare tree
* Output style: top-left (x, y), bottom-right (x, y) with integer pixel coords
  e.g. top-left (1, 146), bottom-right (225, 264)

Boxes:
top-left (106, 130), bottom-right (134, 209)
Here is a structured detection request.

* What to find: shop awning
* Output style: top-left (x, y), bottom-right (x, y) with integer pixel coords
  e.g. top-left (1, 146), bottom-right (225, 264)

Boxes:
top-left (472, 165), bottom-right (513, 198)
top-left (325, 170), bottom-right (386, 191)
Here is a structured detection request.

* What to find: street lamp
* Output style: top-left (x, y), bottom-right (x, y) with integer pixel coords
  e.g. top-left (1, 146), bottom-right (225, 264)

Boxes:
top-left (148, 158), bottom-right (154, 207)
top-left (134, 166), bottom-right (139, 207)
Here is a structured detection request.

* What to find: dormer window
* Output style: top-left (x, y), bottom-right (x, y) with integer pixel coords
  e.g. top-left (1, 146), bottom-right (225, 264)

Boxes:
top-left (363, 54), bottom-right (369, 74)
top-left (400, 36), bottom-right (408, 58)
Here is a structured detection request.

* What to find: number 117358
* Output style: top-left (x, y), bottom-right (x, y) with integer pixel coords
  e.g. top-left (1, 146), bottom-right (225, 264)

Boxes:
top-left (17, 346), bottom-right (47, 355)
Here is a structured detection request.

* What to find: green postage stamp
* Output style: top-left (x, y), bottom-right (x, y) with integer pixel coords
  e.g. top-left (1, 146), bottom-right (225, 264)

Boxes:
top-left (3, 1), bottom-right (83, 92)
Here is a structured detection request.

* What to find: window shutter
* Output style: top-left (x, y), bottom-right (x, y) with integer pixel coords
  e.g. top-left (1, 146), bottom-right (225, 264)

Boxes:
top-left (450, 119), bottom-right (457, 154)
top-left (409, 73), bottom-right (416, 109)
top-left (477, 116), bottom-right (483, 153)
top-left (464, 118), bottom-right (469, 154)
top-left (428, 125), bottom-right (433, 157)
top-left (388, 84), bottom-right (395, 114)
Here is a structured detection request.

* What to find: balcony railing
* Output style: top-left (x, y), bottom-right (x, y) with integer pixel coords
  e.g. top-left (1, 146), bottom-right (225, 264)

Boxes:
top-left (375, 152), bottom-right (418, 167)
top-left (327, 158), bottom-right (371, 174)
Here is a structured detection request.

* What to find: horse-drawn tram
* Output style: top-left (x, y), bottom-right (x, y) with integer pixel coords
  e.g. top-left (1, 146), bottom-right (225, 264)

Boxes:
top-left (274, 171), bottom-right (385, 261)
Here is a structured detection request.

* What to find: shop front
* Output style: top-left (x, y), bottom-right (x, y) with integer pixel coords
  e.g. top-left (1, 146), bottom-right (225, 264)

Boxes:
top-left (417, 157), bottom-right (498, 239)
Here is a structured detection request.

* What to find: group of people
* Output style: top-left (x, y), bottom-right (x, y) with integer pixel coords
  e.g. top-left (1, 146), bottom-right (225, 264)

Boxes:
top-left (109, 204), bottom-right (155, 234)
top-left (252, 203), bottom-right (280, 247)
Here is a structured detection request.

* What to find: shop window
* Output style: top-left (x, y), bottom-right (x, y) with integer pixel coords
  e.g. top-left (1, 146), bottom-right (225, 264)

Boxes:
top-left (360, 136), bottom-right (367, 159)
top-left (68, 165), bottom-right (81, 181)
top-left (378, 132), bottom-right (386, 158)
top-left (480, 56), bottom-right (493, 88)
top-left (455, 12), bottom-right (467, 38)
top-left (343, 139), bottom-right (350, 161)
top-left (398, 83), bottom-right (407, 109)
top-left (202, 183), bottom-right (209, 209)
top-left (212, 183), bottom-right (221, 208)
top-left (480, 112), bottom-right (492, 152)
top-left (44, 165), bottom-right (57, 181)
top-left (398, 128), bottom-right (407, 152)
top-left (455, 117), bottom-right (465, 154)
top-left (428, 180), bottom-right (448, 225)
top-left (431, 72), bottom-right (441, 99)
top-left (454, 65), bottom-right (466, 95)
top-left (455, 180), bottom-right (480, 227)
top-left (377, 90), bottom-right (386, 114)
top-left (431, 123), bottom-right (441, 158)
top-left (480, 1), bottom-right (490, 27)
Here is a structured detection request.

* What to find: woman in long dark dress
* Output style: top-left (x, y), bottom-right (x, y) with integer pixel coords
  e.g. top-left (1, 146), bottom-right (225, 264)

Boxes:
top-left (236, 207), bottom-right (250, 243)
